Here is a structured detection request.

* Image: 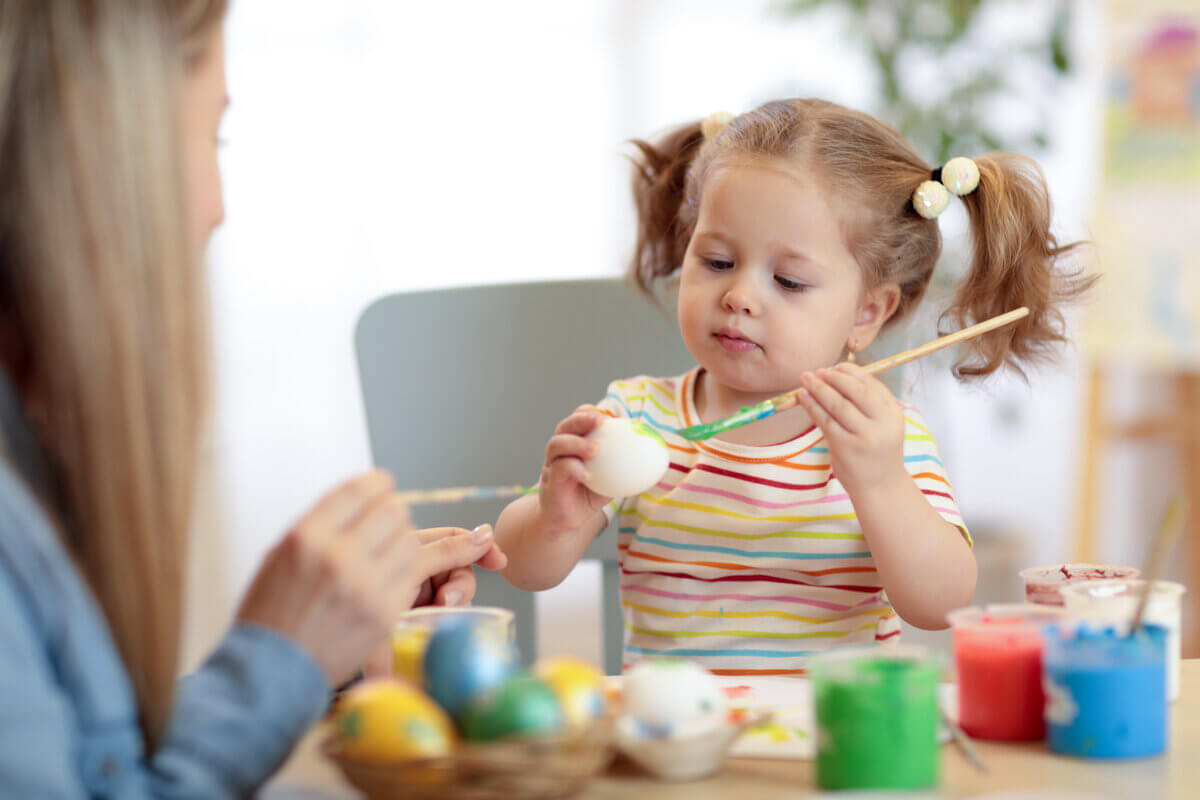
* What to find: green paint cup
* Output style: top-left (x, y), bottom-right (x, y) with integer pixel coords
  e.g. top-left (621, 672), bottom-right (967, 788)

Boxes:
top-left (811, 646), bottom-right (941, 790)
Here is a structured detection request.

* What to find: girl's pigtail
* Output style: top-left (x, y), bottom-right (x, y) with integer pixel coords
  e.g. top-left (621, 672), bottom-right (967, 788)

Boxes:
top-left (948, 154), bottom-right (1094, 378)
top-left (628, 122), bottom-right (706, 296)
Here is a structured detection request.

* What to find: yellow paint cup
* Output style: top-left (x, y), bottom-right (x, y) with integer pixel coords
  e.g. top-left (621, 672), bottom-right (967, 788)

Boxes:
top-left (391, 606), bottom-right (515, 685)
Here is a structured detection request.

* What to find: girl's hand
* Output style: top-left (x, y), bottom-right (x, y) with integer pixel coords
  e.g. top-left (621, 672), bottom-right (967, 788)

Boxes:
top-left (235, 470), bottom-right (503, 687)
top-left (539, 405), bottom-right (612, 533)
top-left (795, 363), bottom-right (906, 495)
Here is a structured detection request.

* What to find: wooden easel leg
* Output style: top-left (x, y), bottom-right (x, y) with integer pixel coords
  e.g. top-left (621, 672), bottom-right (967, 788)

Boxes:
top-left (1179, 372), bottom-right (1200, 658)
top-left (1074, 364), bottom-right (1104, 562)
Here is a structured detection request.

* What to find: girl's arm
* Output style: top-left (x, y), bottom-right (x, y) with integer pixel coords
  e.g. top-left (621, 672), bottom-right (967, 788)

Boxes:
top-left (495, 495), bottom-right (608, 591)
top-left (495, 405), bottom-right (613, 591)
top-left (842, 472), bottom-right (976, 629)
top-left (797, 363), bottom-right (976, 630)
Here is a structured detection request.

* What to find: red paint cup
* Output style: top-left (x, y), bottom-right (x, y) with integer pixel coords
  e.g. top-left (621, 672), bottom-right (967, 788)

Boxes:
top-left (947, 604), bottom-right (1065, 741)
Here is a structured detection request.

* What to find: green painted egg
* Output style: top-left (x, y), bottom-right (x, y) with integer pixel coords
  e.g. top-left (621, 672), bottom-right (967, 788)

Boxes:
top-left (460, 673), bottom-right (565, 741)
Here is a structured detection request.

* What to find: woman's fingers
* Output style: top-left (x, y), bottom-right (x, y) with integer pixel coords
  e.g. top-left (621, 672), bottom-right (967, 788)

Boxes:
top-left (346, 495), bottom-right (412, 554)
top-left (296, 469), bottom-right (395, 541)
top-left (474, 540), bottom-right (508, 571)
top-left (414, 524), bottom-right (497, 583)
top-left (432, 566), bottom-right (476, 607)
top-left (416, 526), bottom-right (508, 570)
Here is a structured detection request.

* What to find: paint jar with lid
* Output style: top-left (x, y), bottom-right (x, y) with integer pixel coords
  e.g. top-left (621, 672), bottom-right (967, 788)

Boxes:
top-left (1042, 621), bottom-right (1167, 759)
top-left (810, 645), bottom-right (940, 790)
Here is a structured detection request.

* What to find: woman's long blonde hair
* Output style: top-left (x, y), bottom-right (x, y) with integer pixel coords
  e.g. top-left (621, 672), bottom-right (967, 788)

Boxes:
top-left (0, 0), bottom-right (227, 745)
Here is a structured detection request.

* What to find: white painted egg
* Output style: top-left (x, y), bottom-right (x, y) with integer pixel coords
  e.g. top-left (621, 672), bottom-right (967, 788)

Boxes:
top-left (622, 659), bottom-right (726, 739)
top-left (584, 417), bottom-right (669, 499)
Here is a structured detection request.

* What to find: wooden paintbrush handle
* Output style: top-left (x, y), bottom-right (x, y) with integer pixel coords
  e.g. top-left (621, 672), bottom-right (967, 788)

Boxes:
top-left (863, 307), bottom-right (1030, 376)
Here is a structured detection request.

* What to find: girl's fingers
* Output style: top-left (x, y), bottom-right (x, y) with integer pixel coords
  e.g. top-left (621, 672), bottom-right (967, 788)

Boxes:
top-left (795, 387), bottom-right (849, 439)
top-left (546, 456), bottom-right (591, 489)
top-left (546, 433), bottom-right (596, 463)
top-left (555, 409), bottom-right (605, 436)
top-left (801, 372), bottom-right (865, 434)
top-left (820, 366), bottom-right (881, 419)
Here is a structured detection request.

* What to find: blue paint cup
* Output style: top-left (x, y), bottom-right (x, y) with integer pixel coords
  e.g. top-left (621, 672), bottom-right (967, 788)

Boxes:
top-left (1042, 621), bottom-right (1167, 759)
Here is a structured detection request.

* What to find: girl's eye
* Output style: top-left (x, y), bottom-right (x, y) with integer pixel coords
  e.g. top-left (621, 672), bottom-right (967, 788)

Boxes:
top-left (705, 258), bottom-right (734, 271)
top-left (775, 275), bottom-right (808, 292)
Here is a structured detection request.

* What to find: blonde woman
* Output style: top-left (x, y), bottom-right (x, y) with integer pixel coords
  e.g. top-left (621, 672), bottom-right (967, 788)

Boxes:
top-left (0, 1), bottom-right (504, 795)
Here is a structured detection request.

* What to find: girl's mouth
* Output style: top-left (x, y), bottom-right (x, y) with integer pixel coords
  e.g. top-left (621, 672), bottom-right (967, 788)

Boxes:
top-left (714, 328), bottom-right (758, 353)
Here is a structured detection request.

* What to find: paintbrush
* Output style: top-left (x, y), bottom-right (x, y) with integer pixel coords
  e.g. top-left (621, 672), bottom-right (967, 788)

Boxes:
top-left (674, 306), bottom-right (1030, 442)
top-left (393, 484), bottom-right (539, 506)
top-left (1131, 497), bottom-right (1188, 634)
top-left (941, 706), bottom-right (988, 773)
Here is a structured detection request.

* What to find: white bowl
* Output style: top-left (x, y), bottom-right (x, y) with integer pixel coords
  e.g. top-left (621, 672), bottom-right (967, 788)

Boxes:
top-left (614, 713), bottom-right (768, 781)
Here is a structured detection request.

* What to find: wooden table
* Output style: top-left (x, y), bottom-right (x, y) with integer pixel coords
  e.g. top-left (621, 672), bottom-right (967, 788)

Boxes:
top-left (266, 660), bottom-right (1200, 800)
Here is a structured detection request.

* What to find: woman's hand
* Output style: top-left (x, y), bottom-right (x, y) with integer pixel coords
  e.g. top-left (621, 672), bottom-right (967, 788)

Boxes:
top-left (538, 405), bottom-right (612, 533)
top-left (234, 470), bottom-right (504, 687)
top-left (411, 526), bottom-right (508, 607)
top-left (363, 526), bottom-right (508, 677)
top-left (795, 363), bottom-right (906, 496)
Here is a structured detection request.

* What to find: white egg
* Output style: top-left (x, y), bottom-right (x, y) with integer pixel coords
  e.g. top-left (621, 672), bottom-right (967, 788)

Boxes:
top-left (623, 659), bottom-right (726, 738)
top-left (584, 417), bottom-right (669, 499)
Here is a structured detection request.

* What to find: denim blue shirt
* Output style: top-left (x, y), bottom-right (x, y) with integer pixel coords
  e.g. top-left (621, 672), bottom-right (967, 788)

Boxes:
top-left (0, 377), bottom-right (330, 798)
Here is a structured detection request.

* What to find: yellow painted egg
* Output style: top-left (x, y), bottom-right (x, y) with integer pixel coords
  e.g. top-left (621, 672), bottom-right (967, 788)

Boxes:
top-left (535, 657), bottom-right (607, 730)
top-left (331, 678), bottom-right (454, 762)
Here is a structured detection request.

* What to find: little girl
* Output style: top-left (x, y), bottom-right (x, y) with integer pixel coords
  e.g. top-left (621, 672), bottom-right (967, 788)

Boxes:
top-left (495, 98), bottom-right (1089, 676)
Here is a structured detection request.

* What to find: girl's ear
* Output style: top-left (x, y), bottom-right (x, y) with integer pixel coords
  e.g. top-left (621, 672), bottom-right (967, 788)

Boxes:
top-left (851, 282), bottom-right (901, 350)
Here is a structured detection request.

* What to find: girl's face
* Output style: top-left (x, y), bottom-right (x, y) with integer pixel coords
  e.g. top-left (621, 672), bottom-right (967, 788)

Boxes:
top-left (677, 159), bottom-right (897, 402)
top-left (181, 29), bottom-right (229, 259)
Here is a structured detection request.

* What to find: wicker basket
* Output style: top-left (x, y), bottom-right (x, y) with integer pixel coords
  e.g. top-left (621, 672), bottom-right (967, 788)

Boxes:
top-left (322, 716), bottom-right (615, 800)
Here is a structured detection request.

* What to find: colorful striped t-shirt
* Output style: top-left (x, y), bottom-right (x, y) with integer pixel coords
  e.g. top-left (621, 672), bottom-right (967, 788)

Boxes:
top-left (598, 368), bottom-right (968, 677)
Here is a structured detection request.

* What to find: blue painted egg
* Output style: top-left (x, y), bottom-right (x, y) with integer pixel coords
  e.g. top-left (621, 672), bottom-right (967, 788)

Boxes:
top-left (423, 618), bottom-right (518, 719)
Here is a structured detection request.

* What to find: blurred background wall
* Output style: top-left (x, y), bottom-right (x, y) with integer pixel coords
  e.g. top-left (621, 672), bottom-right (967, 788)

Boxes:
top-left (184, 0), bottom-right (1199, 669)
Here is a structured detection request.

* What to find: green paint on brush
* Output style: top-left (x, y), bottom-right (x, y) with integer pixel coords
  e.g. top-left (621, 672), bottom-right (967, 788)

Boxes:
top-left (676, 399), bottom-right (776, 441)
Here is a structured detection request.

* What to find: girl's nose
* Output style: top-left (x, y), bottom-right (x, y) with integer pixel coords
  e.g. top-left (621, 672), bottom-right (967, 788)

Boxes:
top-left (721, 279), bottom-right (758, 315)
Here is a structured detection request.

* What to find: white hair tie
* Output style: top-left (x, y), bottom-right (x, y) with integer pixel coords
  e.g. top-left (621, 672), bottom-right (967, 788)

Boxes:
top-left (912, 156), bottom-right (980, 219)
